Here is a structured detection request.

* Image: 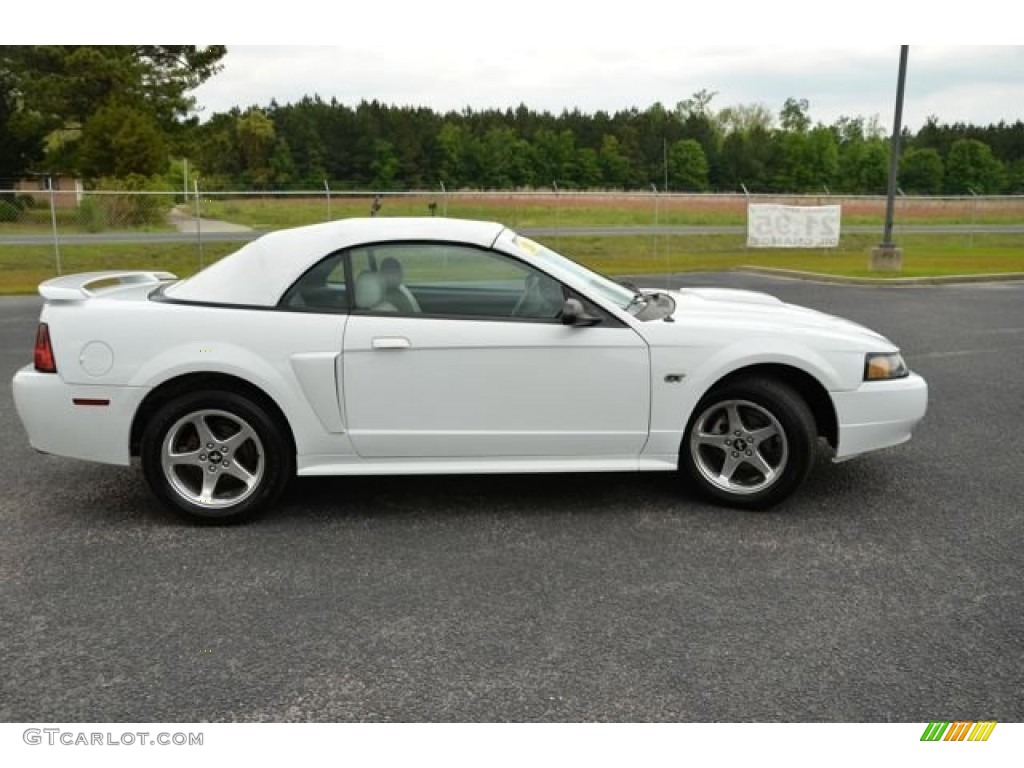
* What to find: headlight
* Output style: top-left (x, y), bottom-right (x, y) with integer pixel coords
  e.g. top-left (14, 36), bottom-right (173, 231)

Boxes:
top-left (864, 352), bottom-right (909, 381)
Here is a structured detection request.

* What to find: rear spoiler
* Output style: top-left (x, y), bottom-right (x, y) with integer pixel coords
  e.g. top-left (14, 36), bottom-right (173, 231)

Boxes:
top-left (38, 271), bottom-right (178, 301)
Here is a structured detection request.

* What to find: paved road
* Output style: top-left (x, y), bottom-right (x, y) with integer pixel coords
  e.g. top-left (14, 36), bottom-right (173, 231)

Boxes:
top-left (167, 207), bottom-right (254, 235)
top-left (3, 222), bottom-right (1024, 246)
top-left (1, 276), bottom-right (1022, 722)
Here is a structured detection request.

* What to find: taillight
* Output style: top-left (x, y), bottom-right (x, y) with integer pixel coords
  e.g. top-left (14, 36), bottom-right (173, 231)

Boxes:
top-left (34, 323), bottom-right (57, 373)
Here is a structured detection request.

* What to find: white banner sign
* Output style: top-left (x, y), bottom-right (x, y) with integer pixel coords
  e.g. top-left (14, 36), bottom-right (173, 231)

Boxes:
top-left (746, 204), bottom-right (841, 248)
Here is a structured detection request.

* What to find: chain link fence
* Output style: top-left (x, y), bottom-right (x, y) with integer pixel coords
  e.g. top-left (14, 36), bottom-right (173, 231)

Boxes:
top-left (2, 185), bottom-right (1023, 290)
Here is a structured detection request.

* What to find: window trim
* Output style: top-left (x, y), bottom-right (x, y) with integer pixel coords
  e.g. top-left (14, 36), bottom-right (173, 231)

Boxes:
top-left (277, 238), bottom-right (629, 327)
top-left (276, 247), bottom-right (351, 314)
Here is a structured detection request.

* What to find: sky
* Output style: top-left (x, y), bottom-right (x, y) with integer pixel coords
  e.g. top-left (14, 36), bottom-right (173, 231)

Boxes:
top-left (8, 2), bottom-right (1022, 132)
top-left (190, 43), bottom-right (1024, 131)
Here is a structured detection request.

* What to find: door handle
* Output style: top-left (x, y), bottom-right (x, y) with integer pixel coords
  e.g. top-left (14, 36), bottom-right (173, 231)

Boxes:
top-left (371, 337), bottom-right (412, 350)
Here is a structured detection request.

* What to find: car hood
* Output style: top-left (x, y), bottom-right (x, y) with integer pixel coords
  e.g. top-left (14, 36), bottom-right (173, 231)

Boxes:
top-left (659, 287), bottom-right (894, 348)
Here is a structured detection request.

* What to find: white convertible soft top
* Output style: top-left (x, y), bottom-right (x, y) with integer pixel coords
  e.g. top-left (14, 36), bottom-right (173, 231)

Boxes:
top-left (164, 217), bottom-right (507, 306)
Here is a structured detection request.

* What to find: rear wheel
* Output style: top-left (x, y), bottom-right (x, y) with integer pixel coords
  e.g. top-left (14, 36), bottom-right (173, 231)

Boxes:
top-left (681, 377), bottom-right (816, 509)
top-left (141, 390), bottom-right (292, 524)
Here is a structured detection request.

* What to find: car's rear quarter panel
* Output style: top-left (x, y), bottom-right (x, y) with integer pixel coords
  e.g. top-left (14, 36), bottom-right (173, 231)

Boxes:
top-left (28, 291), bottom-right (354, 462)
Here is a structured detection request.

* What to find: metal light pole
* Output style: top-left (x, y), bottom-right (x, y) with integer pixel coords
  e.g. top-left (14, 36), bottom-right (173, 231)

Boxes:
top-left (872, 45), bottom-right (909, 271)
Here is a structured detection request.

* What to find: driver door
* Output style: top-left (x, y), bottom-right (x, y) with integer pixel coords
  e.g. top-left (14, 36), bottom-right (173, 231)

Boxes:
top-left (339, 242), bottom-right (650, 459)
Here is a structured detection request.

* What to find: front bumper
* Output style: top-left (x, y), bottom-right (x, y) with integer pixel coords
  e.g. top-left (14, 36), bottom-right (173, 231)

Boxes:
top-left (831, 372), bottom-right (928, 460)
top-left (12, 366), bottom-right (148, 466)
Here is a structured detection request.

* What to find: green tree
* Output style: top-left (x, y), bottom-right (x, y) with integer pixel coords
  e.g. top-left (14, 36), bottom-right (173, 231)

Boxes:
top-left (715, 102), bottom-right (774, 135)
top-left (717, 131), bottom-right (761, 190)
top-left (0, 76), bottom-right (46, 181)
top-left (154, 87), bottom-right (1024, 192)
top-left (944, 138), bottom-right (1005, 193)
top-left (675, 90), bottom-right (720, 185)
top-left (370, 138), bottom-right (400, 188)
top-left (436, 122), bottom-right (476, 188)
top-left (899, 148), bottom-right (943, 194)
top-left (479, 126), bottom-right (531, 188)
top-left (598, 134), bottom-right (630, 188)
top-left (192, 110), bottom-right (242, 188)
top-left (668, 139), bottom-right (709, 190)
top-left (779, 98), bottom-right (811, 134)
top-left (0, 46), bottom-right (226, 131)
top-left (851, 140), bottom-right (889, 193)
top-left (803, 126), bottom-right (839, 190)
top-left (77, 104), bottom-right (168, 178)
top-left (269, 138), bottom-right (298, 188)
top-left (768, 132), bottom-right (801, 191)
top-left (532, 128), bottom-right (577, 186)
top-left (575, 147), bottom-right (602, 188)
top-left (236, 108), bottom-right (276, 188)
top-left (835, 114), bottom-right (889, 194)
top-left (1004, 159), bottom-right (1024, 194)
top-left (268, 96), bottom-right (329, 186)
top-left (913, 115), bottom-right (956, 159)
top-left (0, 46), bottom-right (226, 178)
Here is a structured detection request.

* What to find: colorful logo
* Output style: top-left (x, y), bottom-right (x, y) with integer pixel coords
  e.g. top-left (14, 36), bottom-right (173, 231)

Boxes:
top-left (921, 721), bottom-right (997, 742)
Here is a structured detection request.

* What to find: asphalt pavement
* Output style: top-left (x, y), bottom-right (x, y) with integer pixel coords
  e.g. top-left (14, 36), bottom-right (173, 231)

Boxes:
top-left (1, 275), bottom-right (1021, 722)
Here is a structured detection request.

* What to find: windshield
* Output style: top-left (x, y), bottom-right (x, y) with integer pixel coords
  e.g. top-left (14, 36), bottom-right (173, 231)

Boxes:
top-left (506, 234), bottom-right (675, 320)
top-left (506, 235), bottom-right (637, 309)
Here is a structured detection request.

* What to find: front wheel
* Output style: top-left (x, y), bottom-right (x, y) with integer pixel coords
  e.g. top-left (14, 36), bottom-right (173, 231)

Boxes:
top-left (141, 390), bottom-right (293, 524)
top-left (680, 377), bottom-right (817, 509)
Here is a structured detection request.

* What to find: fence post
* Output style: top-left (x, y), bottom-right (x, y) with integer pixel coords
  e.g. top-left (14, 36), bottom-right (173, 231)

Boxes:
top-left (968, 188), bottom-right (978, 248)
top-left (650, 183), bottom-right (659, 263)
top-left (194, 179), bottom-right (204, 270)
top-left (822, 185), bottom-right (830, 258)
top-left (553, 181), bottom-right (560, 249)
top-left (741, 183), bottom-right (751, 252)
top-left (47, 176), bottom-right (62, 276)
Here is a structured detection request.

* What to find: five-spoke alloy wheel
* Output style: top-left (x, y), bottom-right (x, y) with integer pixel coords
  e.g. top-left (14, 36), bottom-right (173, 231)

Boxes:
top-left (141, 390), bottom-right (292, 524)
top-left (681, 377), bottom-right (816, 509)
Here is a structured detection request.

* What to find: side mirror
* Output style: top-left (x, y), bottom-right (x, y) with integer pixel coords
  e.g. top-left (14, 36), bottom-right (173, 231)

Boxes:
top-left (560, 298), bottom-right (601, 327)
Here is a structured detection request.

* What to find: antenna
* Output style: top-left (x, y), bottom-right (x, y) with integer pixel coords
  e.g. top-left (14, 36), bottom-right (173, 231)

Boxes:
top-left (651, 183), bottom-right (669, 291)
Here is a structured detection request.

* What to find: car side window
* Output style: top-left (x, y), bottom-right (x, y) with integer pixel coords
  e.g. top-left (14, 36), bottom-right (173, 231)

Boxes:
top-left (349, 243), bottom-right (567, 321)
top-left (279, 252), bottom-right (348, 311)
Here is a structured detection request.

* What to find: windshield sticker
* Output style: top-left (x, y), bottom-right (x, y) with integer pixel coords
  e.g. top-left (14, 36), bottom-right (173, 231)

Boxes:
top-left (513, 236), bottom-right (542, 256)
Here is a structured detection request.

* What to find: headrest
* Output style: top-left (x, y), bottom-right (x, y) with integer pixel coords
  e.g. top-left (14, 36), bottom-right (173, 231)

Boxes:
top-left (380, 257), bottom-right (404, 288)
top-left (355, 271), bottom-right (385, 308)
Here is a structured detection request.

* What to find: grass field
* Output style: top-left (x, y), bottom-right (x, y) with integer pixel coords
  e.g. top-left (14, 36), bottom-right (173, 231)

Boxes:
top-left (0, 243), bottom-right (238, 295)
top-left (196, 192), bottom-right (1024, 230)
top-left (3, 191), bottom-right (1023, 234)
top-left (2, 232), bottom-right (1022, 296)
top-left (2, 191), bottom-right (1022, 294)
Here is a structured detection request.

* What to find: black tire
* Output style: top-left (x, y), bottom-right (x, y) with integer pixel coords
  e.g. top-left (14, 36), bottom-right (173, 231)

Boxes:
top-left (140, 390), bottom-right (293, 524)
top-left (680, 377), bottom-right (816, 510)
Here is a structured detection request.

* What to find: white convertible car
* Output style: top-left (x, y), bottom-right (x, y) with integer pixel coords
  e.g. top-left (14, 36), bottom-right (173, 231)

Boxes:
top-left (12, 218), bottom-right (927, 522)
